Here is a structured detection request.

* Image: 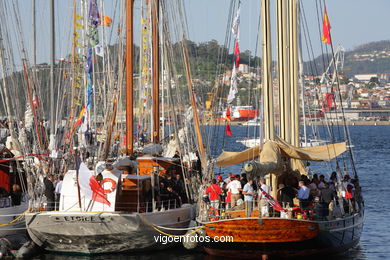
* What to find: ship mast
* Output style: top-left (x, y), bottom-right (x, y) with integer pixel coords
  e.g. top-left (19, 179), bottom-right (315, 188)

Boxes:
top-left (126, 0), bottom-right (134, 156)
top-left (49, 0), bottom-right (55, 150)
top-left (261, 0), bottom-right (274, 141)
top-left (152, 0), bottom-right (160, 144)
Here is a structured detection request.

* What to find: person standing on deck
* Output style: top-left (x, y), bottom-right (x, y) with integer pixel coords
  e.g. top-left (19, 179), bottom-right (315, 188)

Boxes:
top-left (44, 175), bottom-right (55, 211)
top-left (297, 181), bottom-right (310, 209)
top-left (242, 179), bottom-right (255, 217)
top-left (205, 179), bottom-right (222, 216)
top-left (258, 177), bottom-right (270, 217)
top-left (226, 175), bottom-right (242, 208)
top-left (54, 176), bottom-right (63, 210)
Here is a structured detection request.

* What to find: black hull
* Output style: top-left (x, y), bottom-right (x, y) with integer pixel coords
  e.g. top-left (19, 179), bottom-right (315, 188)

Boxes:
top-left (204, 211), bottom-right (364, 258)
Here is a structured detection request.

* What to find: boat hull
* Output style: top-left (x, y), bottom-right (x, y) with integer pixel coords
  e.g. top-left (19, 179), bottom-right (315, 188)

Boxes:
top-left (25, 205), bottom-right (194, 254)
top-left (203, 211), bottom-right (364, 258)
top-left (0, 202), bottom-right (29, 249)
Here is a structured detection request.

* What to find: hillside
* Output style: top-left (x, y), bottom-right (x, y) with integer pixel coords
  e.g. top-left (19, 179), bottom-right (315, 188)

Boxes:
top-left (305, 40), bottom-right (390, 77)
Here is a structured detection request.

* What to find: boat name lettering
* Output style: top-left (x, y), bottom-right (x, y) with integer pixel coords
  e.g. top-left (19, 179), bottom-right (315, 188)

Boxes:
top-left (61, 216), bottom-right (97, 222)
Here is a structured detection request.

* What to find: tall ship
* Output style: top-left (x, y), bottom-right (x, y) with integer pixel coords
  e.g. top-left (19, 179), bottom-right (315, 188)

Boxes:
top-left (196, 0), bottom-right (364, 259)
top-left (17, 0), bottom-right (203, 255)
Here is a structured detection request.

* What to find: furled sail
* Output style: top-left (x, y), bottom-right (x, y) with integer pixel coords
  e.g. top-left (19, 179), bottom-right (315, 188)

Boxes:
top-left (216, 137), bottom-right (346, 167)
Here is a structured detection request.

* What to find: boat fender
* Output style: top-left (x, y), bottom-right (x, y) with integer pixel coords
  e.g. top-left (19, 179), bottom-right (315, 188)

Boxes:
top-left (102, 178), bottom-right (117, 193)
top-left (182, 230), bottom-right (199, 250)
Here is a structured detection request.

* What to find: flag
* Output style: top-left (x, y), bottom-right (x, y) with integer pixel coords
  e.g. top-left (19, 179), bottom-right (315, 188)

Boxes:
top-left (74, 106), bottom-right (86, 127)
top-left (231, 5), bottom-right (240, 40)
top-left (100, 14), bottom-right (112, 27)
top-left (227, 65), bottom-right (238, 104)
top-left (234, 42), bottom-right (240, 68)
top-left (225, 106), bottom-right (232, 121)
top-left (259, 187), bottom-right (286, 212)
top-left (225, 123), bottom-right (232, 136)
top-left (95, 44), bottom-right (104, 57)
top-left (322, 8), bottom-right (331, 45)
top-left (78, 162), bottom-right (111, 206)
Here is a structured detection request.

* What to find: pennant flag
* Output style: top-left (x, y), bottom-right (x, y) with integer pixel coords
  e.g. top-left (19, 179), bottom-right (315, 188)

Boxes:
top-left (78, 162), bottom-right (111, 206)
top-left (74, 22), bottom-right (83, 29)
top-left (95, 44), bottom-right (104, 57)
top-left (322, 8), bottom-right (331, 45)
top-left (75, 13), bottom-right (83, 21)
top-left (227, 65), bottom-right (238, 104)
top-left (74, 106), bottom-right (86, 127)
top-left (231, 5), bottom-right (240, 40)
top-left (225, 106), bottom-right (232, 121)
top-left (225, 123), bottom-right (232, 137)
top-left (234, 41), bottom-right (240, 68)
top-left (259, 187), bottom-right (286, 212)
top-left (100, 14), bottom-right (113, 27)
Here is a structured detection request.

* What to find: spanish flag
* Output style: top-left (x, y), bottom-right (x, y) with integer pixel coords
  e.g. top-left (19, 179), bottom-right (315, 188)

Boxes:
top-left (322, 8), bottom-right (331, 45)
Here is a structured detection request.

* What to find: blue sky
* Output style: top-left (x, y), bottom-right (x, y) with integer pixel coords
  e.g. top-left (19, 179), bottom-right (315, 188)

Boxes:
top-left (15, 0), bottom-right (390, 64)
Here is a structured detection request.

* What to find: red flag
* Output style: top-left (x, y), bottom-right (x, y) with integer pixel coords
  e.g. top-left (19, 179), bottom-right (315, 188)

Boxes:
top-left (234, 42), bottom-right (240, 68)
top-left (259, 187), bottom-right (286, 212)
top-left (78, 163), bottom-right (111, 206)
top-left (322, 8), bottom-right (331, 45)
top-left (225, 123), bottom-right (232, 136)
top-left (226, 106), bottom-right (232, 121)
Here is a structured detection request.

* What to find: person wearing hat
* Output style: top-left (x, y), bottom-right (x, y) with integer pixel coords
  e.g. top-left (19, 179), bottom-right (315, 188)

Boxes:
top-left (224, 172), bottom-right (233, 184)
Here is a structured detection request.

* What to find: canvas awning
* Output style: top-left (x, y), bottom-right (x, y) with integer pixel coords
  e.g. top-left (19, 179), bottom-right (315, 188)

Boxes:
top-left (216, 137), bottom-right (347, 167)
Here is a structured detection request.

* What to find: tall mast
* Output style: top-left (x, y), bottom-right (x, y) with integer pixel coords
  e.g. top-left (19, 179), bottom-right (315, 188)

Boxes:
top-left (152, 0), bottom-right (160, 144)
top-left (261, 0), bottom-right (274, 141)
top-left (289, 0), bottom-right (299, 147)
top-left (126, 0), bottom-right (134, 156)
top-left (49, 0), bottom-right (55, 144)
top-left (32, 0), bottom-right (36, 66)
top-left (277, 0), bottom-right (289, 142)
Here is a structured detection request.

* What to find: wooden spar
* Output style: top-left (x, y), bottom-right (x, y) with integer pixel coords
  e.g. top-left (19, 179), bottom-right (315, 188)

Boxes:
top-left (261, 0), bottom-right (274, 141)
top-left (289, 0), bottom-right (299, 147)
top-left (277, 0), bottom-right (290, 143)
top-left (126, 0), bottom-right (134, 156)
top-left (49, 0), bottom-right (55, 138)
top-left (68, 0), bottom-right (77, 149)
top-left (181, 41), bottom-right (206, 167)
top-left (101, 95), bottom-right (118, 160)
top-left (152, 0), bottom-right (160, 144)
top-left (22, 62), bottom-right (44, 151)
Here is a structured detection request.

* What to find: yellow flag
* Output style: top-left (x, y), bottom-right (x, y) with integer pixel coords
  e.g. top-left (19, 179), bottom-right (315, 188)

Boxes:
top-left (74, 22), bottom-right (83, 29)
top-left (75, 13), bottom-right (83, 20)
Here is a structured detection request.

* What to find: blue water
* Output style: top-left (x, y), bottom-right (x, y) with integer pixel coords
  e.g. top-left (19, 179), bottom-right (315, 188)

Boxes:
top-left (34, 125), bottom-right (390, 260)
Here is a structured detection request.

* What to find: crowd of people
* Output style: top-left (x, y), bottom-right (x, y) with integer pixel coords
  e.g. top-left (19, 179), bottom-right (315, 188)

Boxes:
top-left (202, 170), bottom-right (361, 220)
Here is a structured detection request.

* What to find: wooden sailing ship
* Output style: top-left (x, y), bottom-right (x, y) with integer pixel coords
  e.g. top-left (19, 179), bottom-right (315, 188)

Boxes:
top-left (197, 0), bottom-right (364, 258)
top-left (24, 0), bottom-right (202, 254)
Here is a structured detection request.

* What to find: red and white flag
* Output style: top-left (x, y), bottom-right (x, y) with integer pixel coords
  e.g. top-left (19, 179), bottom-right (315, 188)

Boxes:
top-left (259, 187), bottom-right (286, 212)
top-left (78, 162), bottom-right (111, 206)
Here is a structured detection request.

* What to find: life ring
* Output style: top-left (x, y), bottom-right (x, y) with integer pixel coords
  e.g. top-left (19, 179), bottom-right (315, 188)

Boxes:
top-left (102, 178), bottom-right (117, 193)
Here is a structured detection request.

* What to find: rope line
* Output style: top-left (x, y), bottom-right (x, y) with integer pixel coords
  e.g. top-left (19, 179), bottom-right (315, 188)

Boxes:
top-left (139, 214), bottom-right (204, 237)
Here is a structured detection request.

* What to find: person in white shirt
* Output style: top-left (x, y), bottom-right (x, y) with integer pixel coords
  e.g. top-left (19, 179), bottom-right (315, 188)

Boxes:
top-left (224, 172), bottom-right (233, 184)
top-left (55, 176), bottom-right (63, 210)
top-left (226, 175), bottom-right (242, 208)
top-left (258, 177), bottom-right (270, 217)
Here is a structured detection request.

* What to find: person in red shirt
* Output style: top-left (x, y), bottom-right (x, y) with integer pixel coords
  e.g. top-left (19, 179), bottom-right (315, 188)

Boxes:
top-left (205, 179), bottom-right (222, 211)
